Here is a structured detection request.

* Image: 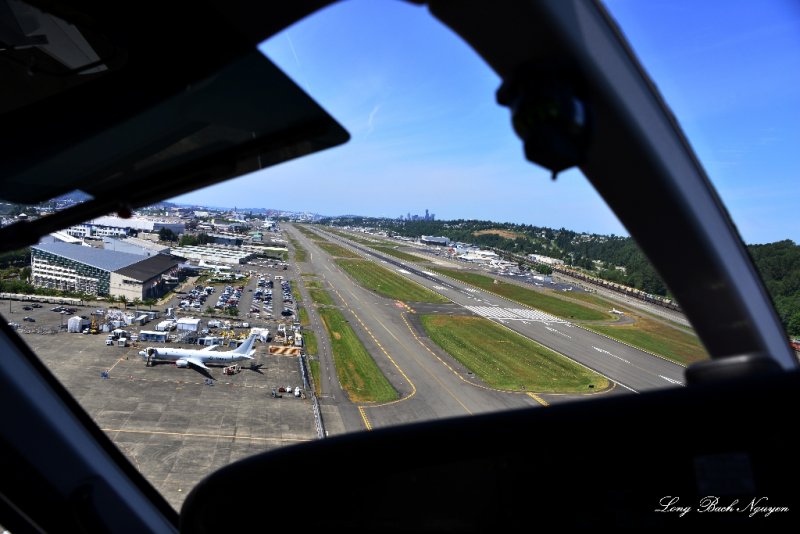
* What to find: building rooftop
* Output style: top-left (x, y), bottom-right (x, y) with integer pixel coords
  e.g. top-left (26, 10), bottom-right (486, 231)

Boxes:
top-left (103, 236), bottom-right (170, 255)
top-left (114, 254), bottom-right (180, 281)
top-left (33, 242), bottom-right (142, 272)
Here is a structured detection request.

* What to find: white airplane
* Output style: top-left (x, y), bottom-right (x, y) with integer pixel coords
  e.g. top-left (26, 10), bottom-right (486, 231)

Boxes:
top-left (138, 333), bottom-right (257, 371)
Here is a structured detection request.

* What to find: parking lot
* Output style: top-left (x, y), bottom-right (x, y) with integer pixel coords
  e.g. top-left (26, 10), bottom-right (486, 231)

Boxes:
top-left (2, 281), bottom-right (318, 511)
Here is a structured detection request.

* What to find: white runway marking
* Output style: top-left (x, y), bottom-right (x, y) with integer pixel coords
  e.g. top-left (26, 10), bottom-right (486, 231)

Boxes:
top-left (592, 346), bottom-right (631, 364)
top-left (465, 306), bottom-right (570, 324)
top-left (659, 375), bottom-right (684, 386)
top-left (545, 326), bottom-right (572, 339)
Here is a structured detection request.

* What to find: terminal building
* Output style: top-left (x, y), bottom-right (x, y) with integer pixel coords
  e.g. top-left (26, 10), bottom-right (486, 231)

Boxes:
top-left (65, 215), bottom-right (185, 239)
top-left (109, 254), bottom-right (181, 301)
top-left (420, 235), bottom-right (451, 246)
top-left (171, 245), bottom-right (256, 265)
top-left (31, 242), bottom-right (180, 299)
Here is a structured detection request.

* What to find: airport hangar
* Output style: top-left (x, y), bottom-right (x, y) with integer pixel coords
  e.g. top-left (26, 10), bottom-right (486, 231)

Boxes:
top-left (31, 242), bottom-right (180, 300)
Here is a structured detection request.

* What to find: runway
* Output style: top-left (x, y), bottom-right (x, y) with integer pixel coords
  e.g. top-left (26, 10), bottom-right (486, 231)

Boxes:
top-left (288, 226), bottom-right (553, 432)
top-left (287, 224), bottom-right (687, 433)
top-left (314, 227), bottom-right (687, 393)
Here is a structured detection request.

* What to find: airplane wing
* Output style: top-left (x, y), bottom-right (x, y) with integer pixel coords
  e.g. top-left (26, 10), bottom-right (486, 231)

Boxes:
top-left (185, 357), bottom-right (210, 370)
top-left (201, 345), bottom-right (217, 352)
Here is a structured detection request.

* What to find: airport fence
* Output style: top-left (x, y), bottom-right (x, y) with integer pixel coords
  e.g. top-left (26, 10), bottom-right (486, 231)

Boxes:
top-left (300, 353), bottom-right (325, 439)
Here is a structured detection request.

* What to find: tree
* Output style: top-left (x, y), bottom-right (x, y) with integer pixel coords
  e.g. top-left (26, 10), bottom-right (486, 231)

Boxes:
top-left (131, 298), bottom-right (142, 310)
top-left (143, 298), bottom-right (156, 310)
top-left (179, 234), bottom-right (199, 247)
top-left (119, 295), bottom-right (128, 309)
top-left (226, 307), bottom-right (239, 317)
top-left (158, 227), bottom-right (177, 242)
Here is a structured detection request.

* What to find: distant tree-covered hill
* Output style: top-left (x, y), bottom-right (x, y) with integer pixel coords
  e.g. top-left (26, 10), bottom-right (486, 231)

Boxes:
top-left (747, 240), bottom-right (800, 337)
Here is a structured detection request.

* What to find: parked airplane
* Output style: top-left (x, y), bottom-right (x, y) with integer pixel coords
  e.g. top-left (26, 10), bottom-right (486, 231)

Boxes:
top-left (138, 333), bottom-right (257, 370)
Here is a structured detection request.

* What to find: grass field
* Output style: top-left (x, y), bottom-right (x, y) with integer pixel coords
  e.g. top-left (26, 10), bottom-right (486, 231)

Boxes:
top-left (303, 278), bottom-right (323, 289)
top-left (303, 329), bottom-right (318, 356)
top-left (295, 225), bottom-right (320, 239)
top-left (586, 318), bottom-right (708, 366)
top-left (473, 228), bottom-right (525, 239)
top-left (291, 284), bottom-right (303, 304)
top-left (420, 315), bottom-right (608, 392)
top-left (308, 288), bottom-right (334, 306)
top-left (288, 237), bottom-right (307, 263)
top-left (298, 307), bottom-right (309, 326)
top-left (430, 267), bottom-right (610, 321)
top-left (318, 308), bottom-right (397, 402)
top-left (556, 291), bottom-right (618, 309)
top-left (316, 242), bottom-right (361, 258)
top-left (335, 259), bottom-right (449, 303)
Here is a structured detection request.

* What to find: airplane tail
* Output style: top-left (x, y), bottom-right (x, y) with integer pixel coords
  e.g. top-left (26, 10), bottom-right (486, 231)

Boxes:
top-left (233, 333), bottom-right (257, 358)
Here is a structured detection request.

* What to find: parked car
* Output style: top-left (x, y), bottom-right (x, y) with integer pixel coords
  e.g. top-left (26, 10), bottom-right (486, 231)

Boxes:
top-left (23, 317), bottom-right (35, 322)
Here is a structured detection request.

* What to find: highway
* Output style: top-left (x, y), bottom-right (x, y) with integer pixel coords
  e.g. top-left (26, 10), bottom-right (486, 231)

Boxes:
top-left (287, 225), bottom-right (542, 433)
top-left (313, 227), bottom-right (687, 393)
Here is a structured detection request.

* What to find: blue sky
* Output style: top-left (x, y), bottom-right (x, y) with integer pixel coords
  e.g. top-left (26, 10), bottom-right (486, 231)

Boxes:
top-left (174, 0), bottom-right (800, 244)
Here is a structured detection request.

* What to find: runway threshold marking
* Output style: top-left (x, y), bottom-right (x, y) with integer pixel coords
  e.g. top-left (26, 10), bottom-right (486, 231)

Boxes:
top-left (526, 392), bottom-right (549, 407)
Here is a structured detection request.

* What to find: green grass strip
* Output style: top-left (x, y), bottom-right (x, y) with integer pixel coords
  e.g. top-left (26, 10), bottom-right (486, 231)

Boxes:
top-left (431, 267), bottom-right (610, 321)
top-left (318, 307), bottom-right (397, 402)
top-left (295, 225), bottom-right (319, 239)
top-left (335, 259), bottom-right (449, 303)
top-left (309, 358), bottom-right (321, 395)
top-left (316, 242), bottom-right (361, 258)
top-left (298, 307), bottom-right (310, 326)
top-left (326, 228), bottom-right (387, 245)
top-left (288, 237), bottom-right (308, 263)
top-left (421, 315), bottom-right (608, 392)
top-left (303, 330), bottom-right (318, 356)
top-left (368, 245), bottom-right (422, 263)
top-left (304, 279), bottom-right (323, 289)
top-left (291, 285), bottom-right (303, 304)
top-left (308, 288), bottom-right (334, 306)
